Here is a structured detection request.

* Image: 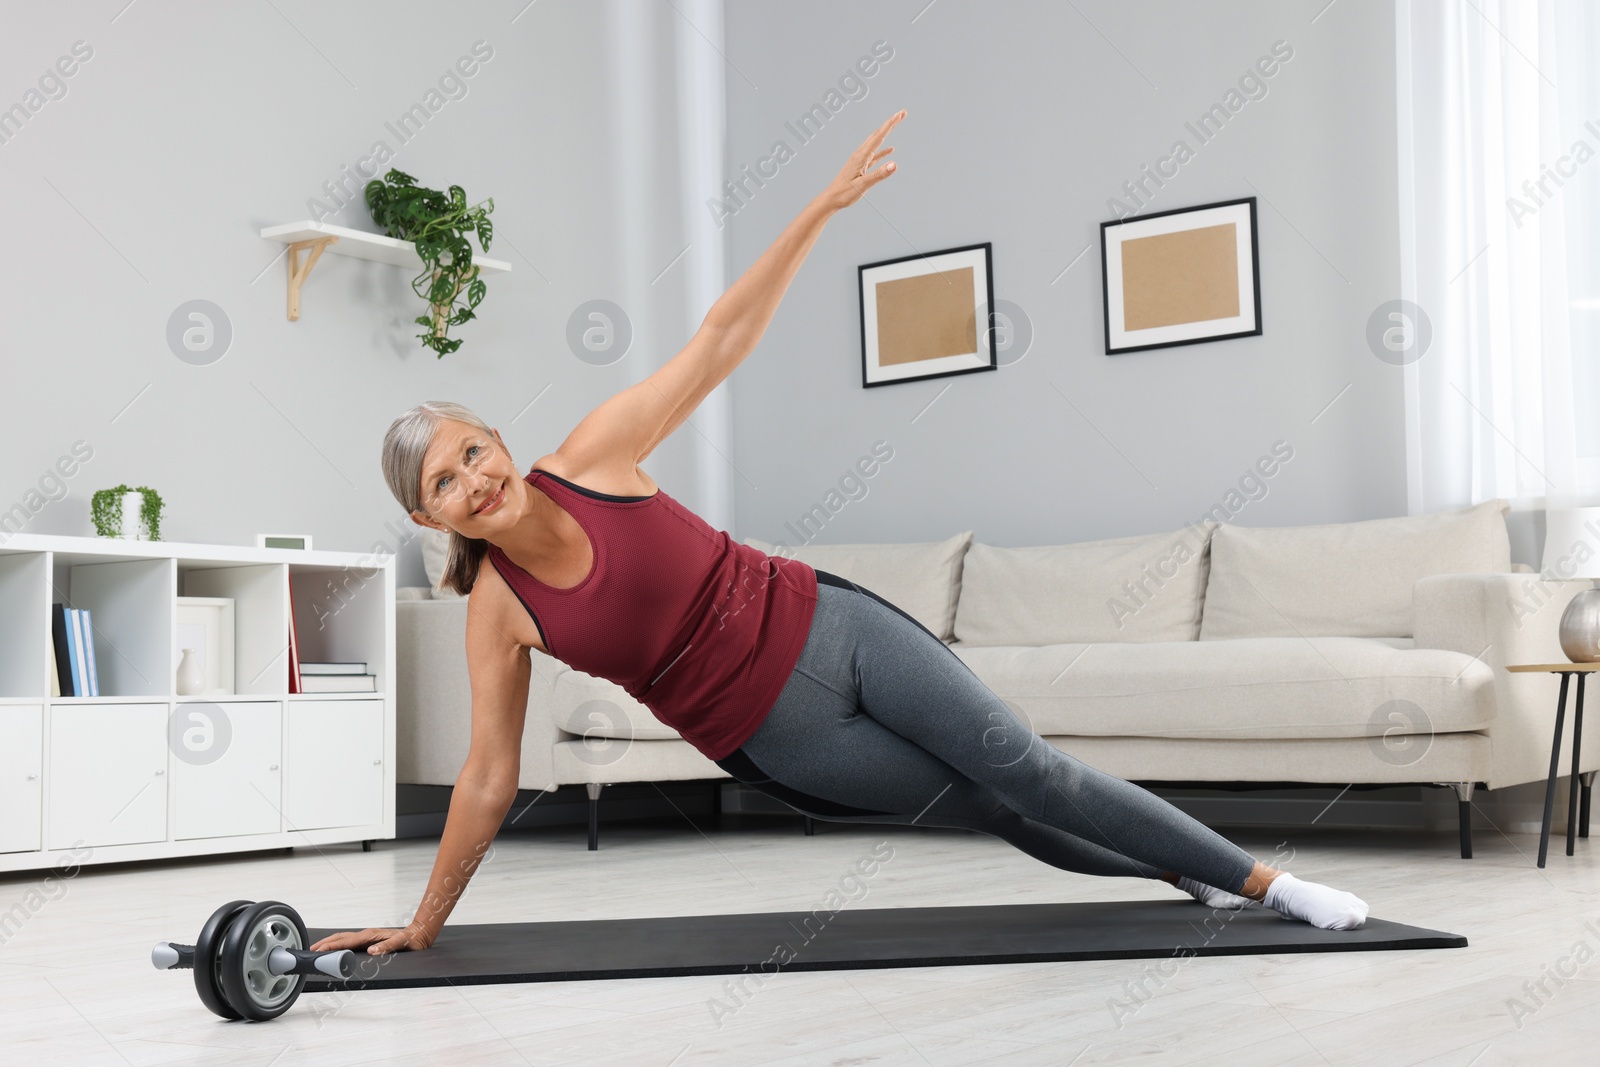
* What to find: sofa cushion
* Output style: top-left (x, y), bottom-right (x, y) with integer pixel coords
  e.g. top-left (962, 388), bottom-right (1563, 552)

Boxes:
top-left (1198, 499), bottom-right (1512, 640)
top-left (949, 637), bottom-right (1494, 740)
top-left (418, 526), bottom-right (464, 599)
top-left (549, 666), bottom-right (684, 741)
top-left (742, 531), bottom-right (973, 641)
top-left (953, 523), bottom-right (1218, 647)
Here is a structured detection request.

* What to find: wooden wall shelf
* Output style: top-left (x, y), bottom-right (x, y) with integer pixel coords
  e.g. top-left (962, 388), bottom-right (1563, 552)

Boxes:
top-left (260, 220), bottom-right (512, 321)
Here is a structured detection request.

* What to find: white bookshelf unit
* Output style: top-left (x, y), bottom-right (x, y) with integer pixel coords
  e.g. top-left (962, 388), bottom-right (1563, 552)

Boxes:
top-left (0, 532), bottom-right (395, 874)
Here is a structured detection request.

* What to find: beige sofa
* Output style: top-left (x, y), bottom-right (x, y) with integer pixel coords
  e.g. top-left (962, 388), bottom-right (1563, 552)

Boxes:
top-left (396, 499), bottom-right (1600, 855)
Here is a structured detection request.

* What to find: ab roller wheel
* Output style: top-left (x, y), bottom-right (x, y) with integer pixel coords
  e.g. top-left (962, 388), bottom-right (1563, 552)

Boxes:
top-left (193, 899), bottom-right (252, 1020)
top-left (219, 901), bottom-right (310, 1021)
top-left (152, 900), bottom-right (369, 1021)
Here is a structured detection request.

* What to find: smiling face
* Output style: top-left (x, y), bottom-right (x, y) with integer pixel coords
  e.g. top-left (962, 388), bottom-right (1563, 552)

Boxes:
top-left (409, 419), bottom-right (523, 537)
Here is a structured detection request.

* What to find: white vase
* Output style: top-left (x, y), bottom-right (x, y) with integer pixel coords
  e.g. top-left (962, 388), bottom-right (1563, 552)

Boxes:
top-left (120, 490), bottom-right (152, 540)
top-left (176, 648), bottom-right (204, 695)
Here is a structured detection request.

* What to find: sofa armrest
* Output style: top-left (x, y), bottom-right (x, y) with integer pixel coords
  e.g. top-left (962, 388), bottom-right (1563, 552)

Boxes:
top-left (395, 598), bottom-right (564, 792)
top-left (1413, 573), bottom-right (1592, 789)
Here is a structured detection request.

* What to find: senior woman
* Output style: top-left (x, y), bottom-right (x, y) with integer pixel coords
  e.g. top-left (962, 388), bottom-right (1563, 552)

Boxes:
top-left (313, 110), bottom-right (1366, 957)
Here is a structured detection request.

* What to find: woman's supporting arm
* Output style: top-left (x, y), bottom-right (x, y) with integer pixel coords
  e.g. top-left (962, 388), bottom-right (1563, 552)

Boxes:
top-left (310, 592), bottom-right (531, 955)
top-left (306, 771), bottom-right (514, 954)
top-left (405, 770), bottom-right (517, 944)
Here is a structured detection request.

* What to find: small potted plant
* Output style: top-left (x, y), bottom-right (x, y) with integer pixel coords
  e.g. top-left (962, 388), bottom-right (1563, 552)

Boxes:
top-left (91, 485), bottom-right (165, 541)
top-left (364, 168), bottom-right (495, 358)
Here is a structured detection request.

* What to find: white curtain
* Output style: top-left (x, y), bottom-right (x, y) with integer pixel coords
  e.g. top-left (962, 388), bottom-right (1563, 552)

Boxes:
top-left (1396, 0), bottom-right (1600, 516)
top-left (603, 0), bottom-right (732, 530)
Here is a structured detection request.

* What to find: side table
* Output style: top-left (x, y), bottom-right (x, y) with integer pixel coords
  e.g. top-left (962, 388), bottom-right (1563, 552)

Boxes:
top-left (1507, 663), bottom-right (1598, 867)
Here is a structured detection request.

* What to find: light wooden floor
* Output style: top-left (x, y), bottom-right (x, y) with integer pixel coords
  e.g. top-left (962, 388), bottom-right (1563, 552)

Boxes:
top-left (3, 813), bottom-right (1598, 1066)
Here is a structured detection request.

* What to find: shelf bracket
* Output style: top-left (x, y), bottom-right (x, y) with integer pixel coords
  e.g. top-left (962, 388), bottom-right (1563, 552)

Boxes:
top-left (285, 236), bottom-right (338, 321)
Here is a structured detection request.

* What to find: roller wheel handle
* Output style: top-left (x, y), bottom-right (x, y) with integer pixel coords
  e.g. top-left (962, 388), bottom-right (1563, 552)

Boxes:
top-left (267, 946), bottom-right (365, 980)
top-left (153, 941), bottom-right (360, 980)
top-left (151, 942), bottom-right (197, 970)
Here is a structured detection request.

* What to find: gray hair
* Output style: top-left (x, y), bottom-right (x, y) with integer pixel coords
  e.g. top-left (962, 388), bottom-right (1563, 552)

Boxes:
top-left (382, 400), bottom-right (495, 597)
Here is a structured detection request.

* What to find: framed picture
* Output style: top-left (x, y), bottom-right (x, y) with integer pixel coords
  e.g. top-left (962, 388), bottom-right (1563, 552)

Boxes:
top-left (1100, 197), bottom-right (1261, 354)
top-left (859, 242), bottom-right (997, 388)
top-left (175, 596), bottom-right (235, 696)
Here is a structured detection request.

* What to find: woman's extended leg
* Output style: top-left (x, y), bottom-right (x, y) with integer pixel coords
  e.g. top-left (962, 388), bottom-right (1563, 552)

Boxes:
top-left (726, 572), bottom-right (1367, 930)
top-left (722, 695), bottom-right (1172, 882)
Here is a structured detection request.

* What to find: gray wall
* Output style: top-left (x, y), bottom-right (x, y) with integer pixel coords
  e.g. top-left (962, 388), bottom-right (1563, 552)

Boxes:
top-left (1, 0), bottom-right (729, 589)
top-left (723, 0), bottom-right (1413, 554)
top-left (5, 0), bottom-right (1533, 580)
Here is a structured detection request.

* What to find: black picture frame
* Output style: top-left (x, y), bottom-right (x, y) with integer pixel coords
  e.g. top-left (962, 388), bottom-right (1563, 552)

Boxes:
top-left (1100, 196), bottom-right (1261, 355)
top-left (858, 241), bottom-right (997, 388)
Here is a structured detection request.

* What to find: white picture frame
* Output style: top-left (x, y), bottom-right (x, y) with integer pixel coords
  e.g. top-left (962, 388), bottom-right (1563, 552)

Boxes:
top-left (858, 242), bottom-right (997, 387)
top-left (1100, 197), bottom-right (1262, 354)
top-left (175, 596), bottom-right (234, 696)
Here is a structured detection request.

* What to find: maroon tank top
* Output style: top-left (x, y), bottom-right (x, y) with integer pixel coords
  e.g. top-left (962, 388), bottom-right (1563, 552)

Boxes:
top-left (486, 467), bottom-right (818, 759)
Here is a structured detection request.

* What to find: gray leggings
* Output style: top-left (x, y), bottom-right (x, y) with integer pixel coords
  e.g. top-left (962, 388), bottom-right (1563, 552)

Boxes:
top-left (715, 570), bottom-right (1258, 894)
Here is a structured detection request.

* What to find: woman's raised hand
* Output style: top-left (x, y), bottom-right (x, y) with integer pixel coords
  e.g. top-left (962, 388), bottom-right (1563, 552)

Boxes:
top-left (309, 923), bottom-right (435, 955)
top-left (821, 109), bottom-right (905, 212)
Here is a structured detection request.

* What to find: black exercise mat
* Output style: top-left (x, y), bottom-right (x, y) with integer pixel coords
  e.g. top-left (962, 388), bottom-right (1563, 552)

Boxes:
top-left (304, 900), bottom-right (1464, 990)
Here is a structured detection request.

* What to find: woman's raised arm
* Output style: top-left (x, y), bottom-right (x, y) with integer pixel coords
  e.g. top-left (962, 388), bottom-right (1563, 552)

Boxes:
top-left (554, 109), bottom-right (907, 473)
top-left (697, 107), bottom-right (905, 368)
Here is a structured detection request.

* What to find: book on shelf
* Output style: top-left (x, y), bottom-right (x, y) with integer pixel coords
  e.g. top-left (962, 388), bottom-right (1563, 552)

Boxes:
top-left (49, 604), bottom-right (99, 697)
top-left (297, 673), bottom-right (376, 693)
top-left (68, 607), bottom-right (86, 696)
top-left (299, 661), bottom-right (369, 675)
top-left (80, 608), bottom-right (99, 696)
top-left (71, 607), bottom-right (89, 700)
top-left (287, 572), bottom-right (302, 694)
top-left (50, 603), bottom-right (73, 696)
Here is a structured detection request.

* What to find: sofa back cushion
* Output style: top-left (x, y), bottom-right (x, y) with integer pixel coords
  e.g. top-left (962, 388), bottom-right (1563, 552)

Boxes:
top-left (1198, 498), bottom-right (1512, 640)
top-left (418, 526), bottom-right (463, 600)
top-left (742, 531), bottom-right (973, 641)
top-left (953, 523), bottom-right (1218, 646)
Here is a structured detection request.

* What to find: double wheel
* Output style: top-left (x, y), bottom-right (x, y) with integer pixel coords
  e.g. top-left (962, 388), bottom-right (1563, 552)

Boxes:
top-left (152, 900), bottom-right (365, 1021)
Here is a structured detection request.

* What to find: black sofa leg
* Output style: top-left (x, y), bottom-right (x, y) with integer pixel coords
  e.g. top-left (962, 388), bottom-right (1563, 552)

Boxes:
top-left (804, 815), bottom-right (815, 836)
top-left (1582, 772), bottom-right (1595, 839)
top-left (1440, 782), bottom-right (1475, 858)
top-left (586, 783), bottom-right (602, 851)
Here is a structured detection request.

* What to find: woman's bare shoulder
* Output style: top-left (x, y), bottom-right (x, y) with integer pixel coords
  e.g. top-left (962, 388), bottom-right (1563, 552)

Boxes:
top-left (470, 553), bottom-right (546, 655)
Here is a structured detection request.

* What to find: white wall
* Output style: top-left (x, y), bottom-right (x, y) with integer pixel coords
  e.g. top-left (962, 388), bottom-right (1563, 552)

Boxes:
top-left (0, 0), bottom-right (728, 588)
top-left (722, 0), bottom-right (1415, 555)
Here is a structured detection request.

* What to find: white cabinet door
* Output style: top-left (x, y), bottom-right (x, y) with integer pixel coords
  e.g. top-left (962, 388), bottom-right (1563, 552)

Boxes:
top-left (48, 703), bottom-right (168, 850)
top-left (172, 701), bottom-right (282, 840)
top-left (0, 705), bottom-right (43, 854)
top-left (285, 700), bottom-right (383, 831)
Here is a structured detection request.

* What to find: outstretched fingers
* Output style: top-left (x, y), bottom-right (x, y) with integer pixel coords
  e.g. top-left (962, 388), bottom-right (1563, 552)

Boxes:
top-left (849, 109), bottom-right (905, 167)
top-left (861, 146), bottom-right (897, 184)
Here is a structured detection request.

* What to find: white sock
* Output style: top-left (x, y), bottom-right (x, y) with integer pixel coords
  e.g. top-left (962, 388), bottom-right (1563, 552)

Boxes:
top-left (1261, 872), bottom-right (1369, 930)
top-left (1175, 875), bottom-right (1255, 911)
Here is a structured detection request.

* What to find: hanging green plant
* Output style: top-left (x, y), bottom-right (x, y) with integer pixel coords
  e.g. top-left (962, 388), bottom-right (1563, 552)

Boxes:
top-left (91, 485), bottom-right (165, 540)
top-left (364, 168), bottom-right (494, 358)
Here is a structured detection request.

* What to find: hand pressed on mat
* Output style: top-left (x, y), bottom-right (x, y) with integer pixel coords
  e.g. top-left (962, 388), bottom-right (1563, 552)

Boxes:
top-left (310, 922), bottom-right (434, 955)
